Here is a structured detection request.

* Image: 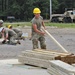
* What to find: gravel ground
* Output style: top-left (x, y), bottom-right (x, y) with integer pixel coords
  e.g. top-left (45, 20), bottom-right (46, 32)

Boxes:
top-left (0, 26), bottom-right (75, 59)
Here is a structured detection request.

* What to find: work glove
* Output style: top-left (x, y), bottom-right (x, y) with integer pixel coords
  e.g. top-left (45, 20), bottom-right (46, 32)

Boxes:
top-left (2, 40), bottom-right (6, 44)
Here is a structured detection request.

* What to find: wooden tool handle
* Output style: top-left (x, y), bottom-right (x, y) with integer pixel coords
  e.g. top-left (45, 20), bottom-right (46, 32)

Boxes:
top-left (41, 27), bottom-right (68, 53)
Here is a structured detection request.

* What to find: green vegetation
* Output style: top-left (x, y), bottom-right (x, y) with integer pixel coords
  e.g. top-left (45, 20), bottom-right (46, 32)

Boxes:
top-left (0, 0), bottom-right (75, 21)
top-left (4, 22), bottom-right (75, 28)
top-left (4, 22), bottom-right (32, 27)
top-left (45, 23), bottom-right (75, 28)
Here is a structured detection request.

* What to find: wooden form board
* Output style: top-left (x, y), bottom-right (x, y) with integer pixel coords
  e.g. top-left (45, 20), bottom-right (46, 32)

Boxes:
top-left (33, 49), bottom-right (75, 64)
top-left (33, 49), bottom-right (70, 56)
top-left (48, 60), bottom-right (75, 75)
top-left (18, 49), bottom-right (75, 68)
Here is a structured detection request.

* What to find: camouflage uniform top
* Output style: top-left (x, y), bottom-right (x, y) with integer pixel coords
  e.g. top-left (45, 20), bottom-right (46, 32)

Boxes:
top-left (31, 16), bottom-right (43, 39)
top-left (0, 20), bottom-right (3, 27)
top-left (4, 28), bottom-right (17, 37)
top-left (0, 22), bottom-right (3, 38)
top-left (12, 28), bottom-right (22, 33)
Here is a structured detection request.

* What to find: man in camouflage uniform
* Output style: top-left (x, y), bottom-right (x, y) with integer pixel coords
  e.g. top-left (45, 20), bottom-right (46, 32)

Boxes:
top-left (31, 8), bottom-right (46, 49)
top-left (0, 20), bottom-right (4, 38)
top-left (0, 27), bottom-right (21, 45)
top-left (0, 20), bottom-right (3, 27)
top-left (8, 25), bottom-right (23, 40)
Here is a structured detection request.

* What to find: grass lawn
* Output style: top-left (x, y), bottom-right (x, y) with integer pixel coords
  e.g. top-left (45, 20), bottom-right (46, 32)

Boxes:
top-left (4, 22), bottom-right (75, 28)
top-left (45, 23), bottom-right (75, 28)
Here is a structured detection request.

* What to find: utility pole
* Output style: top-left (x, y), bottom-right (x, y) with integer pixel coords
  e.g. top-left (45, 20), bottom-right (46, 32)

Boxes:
top-left (50, 0), bottom-right (52, 21)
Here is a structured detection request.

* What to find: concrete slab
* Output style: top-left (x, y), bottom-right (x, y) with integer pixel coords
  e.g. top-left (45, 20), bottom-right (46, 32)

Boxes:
top-left (0, 59), bottom-right (50, 75)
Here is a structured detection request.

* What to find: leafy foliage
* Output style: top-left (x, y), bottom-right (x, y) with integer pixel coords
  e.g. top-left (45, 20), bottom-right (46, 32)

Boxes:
top-left (0, 0), bottom-right (75, 21)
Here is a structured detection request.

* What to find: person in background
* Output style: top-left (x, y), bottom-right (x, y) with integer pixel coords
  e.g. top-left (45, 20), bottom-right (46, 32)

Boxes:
top-left (0, 20), bottom-right (4, 38)
top-left (0, 27), bottom-right (21, 45)
top-left (8, 25), bottom-right (24, 40)
top-left (31, 7), bottom-right (46, 49)
top-left (0, 20), bottom-right (3, 27)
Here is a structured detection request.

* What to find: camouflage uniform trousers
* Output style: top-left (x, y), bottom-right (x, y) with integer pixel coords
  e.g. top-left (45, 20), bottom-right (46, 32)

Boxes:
top-left (8, 34), bottom-right (18, 45)
top-left (32, 36), bottom-right (46, 49)
top-left (17, 31), bottom-right (22, 39)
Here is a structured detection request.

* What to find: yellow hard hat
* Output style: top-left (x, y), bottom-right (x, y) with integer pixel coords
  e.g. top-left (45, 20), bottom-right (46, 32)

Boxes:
top-left (33, 8), bottom-right (41, 14)
top-left (8, 25), bottom-right (12, 29)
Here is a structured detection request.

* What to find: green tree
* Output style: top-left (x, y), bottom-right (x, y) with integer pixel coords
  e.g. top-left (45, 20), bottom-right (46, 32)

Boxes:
top-left (0, 0), bottom-right (75, 21)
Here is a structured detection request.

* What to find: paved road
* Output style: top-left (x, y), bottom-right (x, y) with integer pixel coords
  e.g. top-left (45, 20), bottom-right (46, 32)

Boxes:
top-left (0, 59), bottom-right (50, 75)
top-left (0, 26), bottom-right (75, 59)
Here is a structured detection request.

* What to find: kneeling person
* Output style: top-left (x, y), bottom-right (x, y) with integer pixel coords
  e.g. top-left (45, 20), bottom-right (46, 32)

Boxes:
top-left (8, 25), bottom-right (23, 40)
top-left (0, 27), bottom-right (21, 45)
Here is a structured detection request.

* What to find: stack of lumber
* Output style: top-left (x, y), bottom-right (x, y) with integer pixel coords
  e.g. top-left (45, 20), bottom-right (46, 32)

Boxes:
top-left (55, 54), bottom-right (75, 64)
top-left (48, 60), bottom-right (75, 75)
top-left (18, 49), bottom-right (75, 68)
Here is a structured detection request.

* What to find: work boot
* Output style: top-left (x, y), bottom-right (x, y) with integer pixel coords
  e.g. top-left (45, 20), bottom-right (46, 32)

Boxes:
top-left (17, 40), bottom-right (21, 44)
top-left (2, 40), bottom-right (6, 44)
top-left (20, 37), bottom-right (25, 40)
